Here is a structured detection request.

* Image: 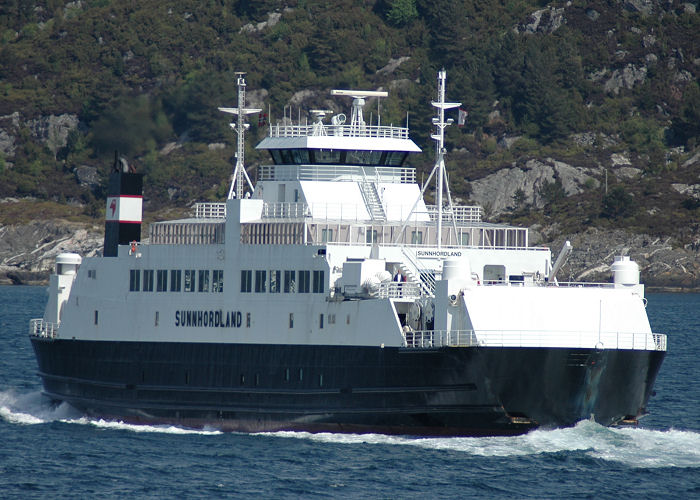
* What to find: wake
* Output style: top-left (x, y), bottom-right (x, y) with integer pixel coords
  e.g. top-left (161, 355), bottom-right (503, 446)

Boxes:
top-left (265, 421), bottom-right (700, 469)
top-left (0, 389), bottom-right (221, 436)
top-left (3, 388), bottom-right (698, 467)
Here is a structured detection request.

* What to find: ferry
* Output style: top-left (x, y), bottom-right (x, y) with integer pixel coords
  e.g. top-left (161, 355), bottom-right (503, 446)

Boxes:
top-left (28, 71), bottom-right (666, 435)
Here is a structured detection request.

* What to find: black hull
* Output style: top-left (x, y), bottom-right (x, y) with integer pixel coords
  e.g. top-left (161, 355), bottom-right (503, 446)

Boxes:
top-left (30, 338), bottom-right (665, 436)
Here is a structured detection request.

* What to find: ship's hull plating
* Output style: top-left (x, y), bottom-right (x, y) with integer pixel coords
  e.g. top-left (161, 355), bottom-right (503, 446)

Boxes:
top-left (30, 338), bottom-right (664, 436)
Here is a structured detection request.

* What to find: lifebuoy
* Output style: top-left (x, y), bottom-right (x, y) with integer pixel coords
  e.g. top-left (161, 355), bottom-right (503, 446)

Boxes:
top-left (130, 241), bottom-right (137, 254)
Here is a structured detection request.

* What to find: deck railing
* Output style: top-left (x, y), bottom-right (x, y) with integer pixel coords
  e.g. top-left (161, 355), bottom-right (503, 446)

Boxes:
top-left (194, 203), bottom-right (227, 219)
top-left (375, 281), bottom-right (423, 299)
top-left (269, 123), bottom-right (410, 139)
top-left (402, 329), bottom-right (667, 351)
top-left (258, 165), bottom-right (416, 183)
top-left (29, 318), bottom-right (59, 339)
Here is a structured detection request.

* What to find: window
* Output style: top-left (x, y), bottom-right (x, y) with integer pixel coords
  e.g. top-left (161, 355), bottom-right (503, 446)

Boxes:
top-left (284, 270), bottom-right (296, 293)
top-left (241, 270), bottom-right (252, 293)
top-left (312, 270), bottom-right (325, 293)
top-left (289, 313), bottom-right (294, 328)
top-left (143, 270), bottom-right (154, 292)
top-left (212, 270), bottom-right (224, 293)
top-left (129, 269), bottom-right (140, 291)
top-left (411, 231), bottom-right (423, 244)
top-left (184, 270), bottom-right (196, 292)
top-left (246, 312), bottom-right (251, 327)
top-left (313, 149), bottom-right (341, 164)
top-left (94, 310), bottom-right (98, 325)
top-left (346, 150), bottom-right (383, 165)
top-left (460, 232), bottom-right (470, 246)
top-left (321, 229), bottom-right (333, 242)
top-left (298, 270), bottom-right (310, 293)
top-left (385, 151), bottom-right (407, 166)
top-left (170, 270), bottom-right (182, 292)
top-left (319, 314), bottom-right (324, 329)
top-left (291, 149), bottom-right (310, 164)
top-left (255, 270), bottom-right (266, 293)
top-left (366, 229), bottom-right (378, 244)
top-left (88, 269), bottom-right (96, 279)
top-left (198, 270), bottom-right (210, 292)
top-left (269, 270), bottom-right (280, 293)
top-left (156, 270), bottom-right (168, 292)
top-left (155, 311), bottom-right (159, 326)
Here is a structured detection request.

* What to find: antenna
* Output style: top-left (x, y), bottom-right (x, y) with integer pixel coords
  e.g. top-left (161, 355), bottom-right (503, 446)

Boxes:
top-left (330, 89), bottom-right (388, 136)
top-left (218, 72), bottom-right (262, 200)
top-left (392, 70), bottom-right (460, 248)
top-left (431, 70), bottom-right (460, 249)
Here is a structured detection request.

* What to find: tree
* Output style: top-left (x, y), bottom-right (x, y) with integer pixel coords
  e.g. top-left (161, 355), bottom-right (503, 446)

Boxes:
top-left (386, 0), bottom-right (418, 26)
top-left (601, 186), bottom-right (637, 219)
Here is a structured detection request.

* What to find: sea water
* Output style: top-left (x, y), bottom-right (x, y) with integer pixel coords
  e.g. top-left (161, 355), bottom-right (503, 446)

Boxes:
top-left (1, 286), bottom-right (698, 498)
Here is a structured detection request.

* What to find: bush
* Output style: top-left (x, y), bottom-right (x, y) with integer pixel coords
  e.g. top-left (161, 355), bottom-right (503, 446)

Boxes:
top-left (601, 186), bottom-right (637, 219)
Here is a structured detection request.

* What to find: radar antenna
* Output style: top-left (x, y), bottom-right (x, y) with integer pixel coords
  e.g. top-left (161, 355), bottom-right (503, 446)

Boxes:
top-left (330, 89), bottom-right (387, 136)
top-left (219, 72), bottom-right (262, 199)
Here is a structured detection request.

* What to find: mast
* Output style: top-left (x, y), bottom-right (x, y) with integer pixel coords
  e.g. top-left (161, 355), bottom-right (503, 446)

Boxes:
top-left (430, 70), bottom-right (460, 249)
top-left (218, 72), bottom-right (262, 199)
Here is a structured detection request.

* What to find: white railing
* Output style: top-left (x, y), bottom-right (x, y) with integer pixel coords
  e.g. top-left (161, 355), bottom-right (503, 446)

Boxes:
top-left (194, 203), bottom-right (227, 219)
top-left (402, 329), bottom-right (667, 351)
top-left (258, 165), bottom-right (416, 184)
top-left (269, 123), bottom-right (410, 139)
top-left (376, 281), bottom-right (423, 299)
top-left (426, 205), bottom-right (482, 224)
top-left (262, 202), bottom-right (311, 219)
top-left (29, 319), bottom-right (59, 339)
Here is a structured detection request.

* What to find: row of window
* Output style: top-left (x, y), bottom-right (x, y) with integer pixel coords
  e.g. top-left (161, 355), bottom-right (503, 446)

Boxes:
top-left (129, 269), bottom-right (224, 293)
top-left (128, 268), bottom-right (326, 295)
top-left (241, 270), bottom-right (325, 294)
top-left (268, 148), bottom-right (408, 167)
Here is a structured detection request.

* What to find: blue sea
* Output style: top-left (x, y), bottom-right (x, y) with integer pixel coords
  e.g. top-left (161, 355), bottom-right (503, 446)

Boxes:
top-left (1, 286), bottom-right (698, 498)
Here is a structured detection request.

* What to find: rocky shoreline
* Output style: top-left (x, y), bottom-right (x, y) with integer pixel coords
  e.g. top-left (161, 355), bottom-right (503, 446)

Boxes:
top-left (1, 219), bottom-right (698, 292)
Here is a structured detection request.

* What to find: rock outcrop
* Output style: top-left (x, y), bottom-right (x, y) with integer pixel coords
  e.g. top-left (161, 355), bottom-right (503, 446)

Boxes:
top-left (0, 220), bottom-right (103, 285)
top-left (469, 158), bottom-right (598, 215)
top-left (547, 228), bottom-right (700, 290)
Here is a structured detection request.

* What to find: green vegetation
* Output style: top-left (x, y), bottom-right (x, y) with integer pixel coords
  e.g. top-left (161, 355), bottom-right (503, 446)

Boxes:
top-left (0, 1), bottom-right (698, 239)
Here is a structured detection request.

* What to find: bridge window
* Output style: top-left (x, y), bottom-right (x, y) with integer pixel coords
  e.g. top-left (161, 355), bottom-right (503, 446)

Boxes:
top-left (411, 231), bottom-right (423, 244)
top-left (346, 150), bottom-right (383, 165)
top-left (385, 152), bottom-right (407, 166)
top-left (313, 149), bottom-right (341, 164)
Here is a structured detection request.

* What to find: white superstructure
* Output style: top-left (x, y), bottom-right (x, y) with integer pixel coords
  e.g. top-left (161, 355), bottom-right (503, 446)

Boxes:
top-left (31, 72), bottom-right (665, 355)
